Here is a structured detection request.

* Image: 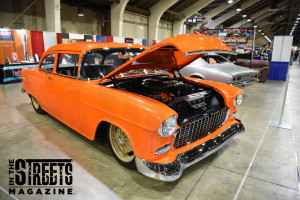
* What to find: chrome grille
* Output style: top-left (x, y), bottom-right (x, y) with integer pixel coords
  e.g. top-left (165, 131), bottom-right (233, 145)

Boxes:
top-left (241, 74), bottom-right (252, 81)
top-left (174, 108), bottom-right (229, 149)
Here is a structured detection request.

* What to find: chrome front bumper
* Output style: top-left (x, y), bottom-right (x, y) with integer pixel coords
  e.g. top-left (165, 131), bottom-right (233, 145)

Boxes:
top-left (136, 122), bottom-right (245, 181)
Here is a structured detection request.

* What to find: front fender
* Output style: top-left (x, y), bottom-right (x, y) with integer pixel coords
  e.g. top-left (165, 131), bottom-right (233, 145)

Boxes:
top-left (78, 82), bottom-right (177, 156)
top-left (185, 77), bottom-right (243, 114)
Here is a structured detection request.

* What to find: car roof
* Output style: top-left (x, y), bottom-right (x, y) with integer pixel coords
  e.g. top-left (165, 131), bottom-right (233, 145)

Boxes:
top-left (46, 42), bottom-right (148, 53)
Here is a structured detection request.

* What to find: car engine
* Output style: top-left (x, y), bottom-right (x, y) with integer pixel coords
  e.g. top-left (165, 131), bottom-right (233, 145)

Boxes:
top-left (104, 75), bottom-right (225, 125)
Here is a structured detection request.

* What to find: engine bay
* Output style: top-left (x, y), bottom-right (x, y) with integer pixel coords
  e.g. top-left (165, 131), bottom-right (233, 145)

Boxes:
top-left (103, 75), bottom-right (225, 125)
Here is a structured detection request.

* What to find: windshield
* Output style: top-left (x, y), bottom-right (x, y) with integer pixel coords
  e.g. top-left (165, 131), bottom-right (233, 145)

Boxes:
top-left (201, 54), bottom-right (230, 64)
top-left (80, 48), bottom-right (144, 80)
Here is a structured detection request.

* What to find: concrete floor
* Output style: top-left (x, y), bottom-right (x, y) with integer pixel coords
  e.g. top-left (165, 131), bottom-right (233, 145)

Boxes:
top-left (1, 63), bottom-right (300, 200)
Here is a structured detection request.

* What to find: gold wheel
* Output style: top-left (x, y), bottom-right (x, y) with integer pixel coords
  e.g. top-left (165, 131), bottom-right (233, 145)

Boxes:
top-left (32, 96), bottom-right (39, 109)
top-left (109, 125), bottom-right (134, 163)
top-left (30, 95), bottom-right (44, 114)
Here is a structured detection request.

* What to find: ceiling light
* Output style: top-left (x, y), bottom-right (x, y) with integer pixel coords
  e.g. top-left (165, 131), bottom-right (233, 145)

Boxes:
top-left (228, 0), bottom-right (233, 4)
top-left (236, 8), bottom-right (242, 12)
top-left (295, 21), bottom-right (299, 24)
top-left (262, 33), bottom-right (265, 35)
top-left (254, 25), bottom-right (258, 28)
top-left (242, 14), bottom-right (247, 18)
top-left (264, 35), bottom-right (272, 43)
top-left (78, 7), bottom-right (84, 16)
top-left (247, 18), bottom-right (251, 22)
top-left (297, 17), bottom-right (300, 20)
top-left (258, 29), bottom-right (261, 32)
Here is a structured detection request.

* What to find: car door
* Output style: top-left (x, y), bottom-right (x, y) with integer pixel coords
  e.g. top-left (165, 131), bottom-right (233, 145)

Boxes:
top-left (46, 51), bottom-right (83, 132)
top-left (34, 53), bottom-right (56, 111)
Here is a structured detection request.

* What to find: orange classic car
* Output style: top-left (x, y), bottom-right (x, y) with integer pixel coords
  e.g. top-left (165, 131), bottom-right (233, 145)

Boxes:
top-left (21, 34), bottom-right (245, 181)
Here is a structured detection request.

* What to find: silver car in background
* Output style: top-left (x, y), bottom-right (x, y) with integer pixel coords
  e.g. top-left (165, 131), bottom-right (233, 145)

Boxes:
top-left (180, 54), bottom-right (259, 88)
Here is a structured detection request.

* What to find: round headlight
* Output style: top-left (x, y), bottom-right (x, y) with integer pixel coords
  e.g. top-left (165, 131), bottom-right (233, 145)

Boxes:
top-left (234, 93), bottom-right (243, 106)
top-left (158, 115), bottom-right (177, 137)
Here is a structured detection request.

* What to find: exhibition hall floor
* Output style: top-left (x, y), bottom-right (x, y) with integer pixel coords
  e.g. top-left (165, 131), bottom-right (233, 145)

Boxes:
top-left (1, 63), bottom-right (300, 200)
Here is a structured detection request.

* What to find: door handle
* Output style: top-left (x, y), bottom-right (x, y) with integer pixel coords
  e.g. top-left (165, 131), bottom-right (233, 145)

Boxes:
top-left (48, 77), bottom-right (54, 80)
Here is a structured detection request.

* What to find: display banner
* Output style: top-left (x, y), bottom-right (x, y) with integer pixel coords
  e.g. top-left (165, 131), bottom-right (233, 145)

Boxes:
top-left (0, 29), bottom-right (14, 40)
top-left (61, 33), bottom-right (69, 43)
top-left (96, 35), bottom-right (106, 42)
top-left (194, 28), bottom-right (254, 54)
top-left (113, 37), bottom-right (125, 43)
top-left (125, 38), bottom-right (134, 43)
top-left (142, 39), bottom-right (147, 47)
top-left (0, 29), bottom-right (33, 64)
top-left (84, 35), bottom-right (93, 42)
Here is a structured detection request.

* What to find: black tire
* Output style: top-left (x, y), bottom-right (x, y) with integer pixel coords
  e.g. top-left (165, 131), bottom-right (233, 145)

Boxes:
top-left (30, 95), bottom-right (45, 114)
top-left (107, 124), bottom-right (136, 169)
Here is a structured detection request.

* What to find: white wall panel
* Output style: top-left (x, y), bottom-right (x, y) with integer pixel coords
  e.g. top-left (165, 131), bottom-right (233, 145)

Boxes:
top-left (272, 36), bottom-right (283, 61)
top-left (43, 32), bottom-right (57, 51)
top-left (272, 36), bottom-right (293, 62)
top-left (280, 36), bottom-right (293, 62)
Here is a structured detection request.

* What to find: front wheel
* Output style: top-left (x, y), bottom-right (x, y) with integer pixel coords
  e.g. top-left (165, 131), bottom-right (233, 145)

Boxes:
top-left (30, 95), bottom-right (45, 114)
top-left (108, 124), bottom-right (136, 169)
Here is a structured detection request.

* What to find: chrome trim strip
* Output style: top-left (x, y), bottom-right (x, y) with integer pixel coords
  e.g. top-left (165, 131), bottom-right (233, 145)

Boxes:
top-left (222, 109), bottom-right (230, 126)
top-left (186, 50), bottom-right (237, 56)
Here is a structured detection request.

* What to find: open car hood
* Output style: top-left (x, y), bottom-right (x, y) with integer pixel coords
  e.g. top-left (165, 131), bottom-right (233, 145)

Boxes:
top-left (101, 34), bottom-right (234, 80)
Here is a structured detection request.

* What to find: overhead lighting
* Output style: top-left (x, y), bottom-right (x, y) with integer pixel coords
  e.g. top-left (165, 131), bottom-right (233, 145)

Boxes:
top-left (295, 21), bottom-right (299, 24)
top-left (247, 18), bottom-right (251, 22)
top-left (242, 14), bottom-right (247, 18)
top-left (228, 0), bottom-right (233, 4)
top-left (254, 25), bottom-right (258, 28)
top-left (78, 7), bottom-right (84, 16)
top-left (297, 17), bottom-right (300, 20)
top-left (258, 29), bottom-right (262, 32)
top-left (290, 30), bottom-right (294, 35)
top-left (264, 35), bottom-right (272, 43)
top-left (262, 32), bottom-right (265, 35)
top-left (236, 7), bottom-right (242, 12)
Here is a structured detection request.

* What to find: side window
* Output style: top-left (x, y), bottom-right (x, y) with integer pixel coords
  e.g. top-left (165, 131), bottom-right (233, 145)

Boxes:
top-left (40, 54), bottom-right (55, 72)
top-left (56, 54), bottom-right (79, 77)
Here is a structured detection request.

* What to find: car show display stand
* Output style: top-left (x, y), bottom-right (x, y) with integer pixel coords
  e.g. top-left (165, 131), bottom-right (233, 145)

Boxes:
top-left (268, 74), bottom-right (292, 130)
top-left (0, 63), bottom-right (38, 83)
top-left (268, 35), bottom-right (293, 81)
top-left (268, 61), bottom-right (289, 80)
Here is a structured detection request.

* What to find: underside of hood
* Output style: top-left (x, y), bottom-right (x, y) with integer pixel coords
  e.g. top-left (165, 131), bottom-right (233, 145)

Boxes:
top-left (101, 34), bottom-right (234, 80)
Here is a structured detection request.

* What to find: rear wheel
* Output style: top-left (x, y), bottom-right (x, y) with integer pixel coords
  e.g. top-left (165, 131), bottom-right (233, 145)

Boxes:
top-left (108, 124), bottom-right (135, 169)
top-left (31, 95), bottom-right (45, 114)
